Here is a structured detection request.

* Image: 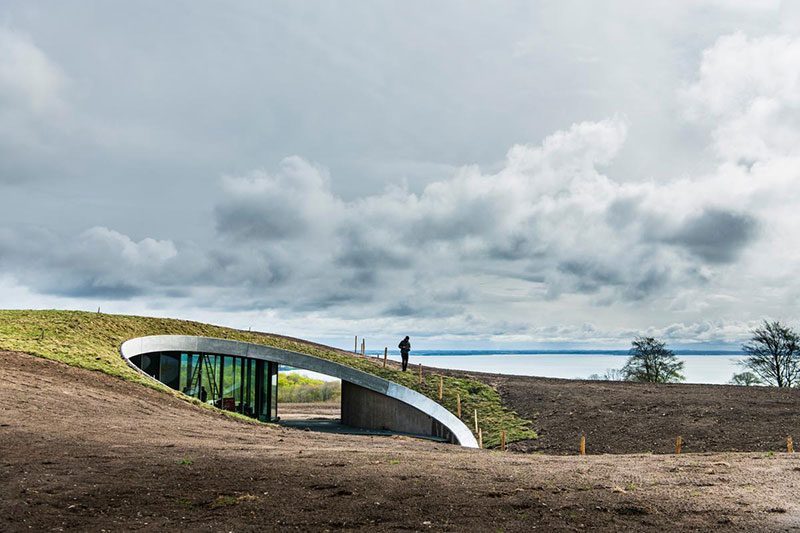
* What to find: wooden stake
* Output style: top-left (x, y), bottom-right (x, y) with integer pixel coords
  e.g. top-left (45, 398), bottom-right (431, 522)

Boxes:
top-left (39, 328), bottom-right (45, 340)
top-left (418, 363), bottom-right (422, 384)
top-left (361, 339), bottom-right (365, 357)
top-left (501, 431), bottom-right (506, 452)
top-left (456, 393), bottom-right (461, 418)
top-left (580, 436), bottom-right (586, 456)
top-left (439, 375), bottom-right (443, 401)
top-left (354, 336), bottom-right (358, 354)
top-left (478, 428), bottom-right (483, 449)
top-left (788, 436), bottom-right (794, 453)
top-left (383, 347), bottom-right (388, 368)
top-left (676, 436), bottom-right (682, 455)
top-left (474, 409), bottom-right (478, 433)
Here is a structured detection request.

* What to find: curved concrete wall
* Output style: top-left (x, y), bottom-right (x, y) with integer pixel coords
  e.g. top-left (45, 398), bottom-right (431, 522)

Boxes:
top-left (120, 335), bottom-right (478, 448)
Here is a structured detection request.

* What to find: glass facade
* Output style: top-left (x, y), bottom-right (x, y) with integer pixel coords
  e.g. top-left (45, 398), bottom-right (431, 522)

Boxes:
top-left (130, 351), bottom-right (279, 422)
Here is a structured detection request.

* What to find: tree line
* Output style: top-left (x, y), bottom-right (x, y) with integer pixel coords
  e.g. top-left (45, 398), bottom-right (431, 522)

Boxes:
top-left (277, 372), bottom-right (341, 403)
top-left (588, 320), bottom-right (800, 387)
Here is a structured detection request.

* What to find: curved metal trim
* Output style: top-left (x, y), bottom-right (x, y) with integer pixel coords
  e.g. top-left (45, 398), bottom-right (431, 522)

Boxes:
top-left (120, 335), bottom-right (478, 448)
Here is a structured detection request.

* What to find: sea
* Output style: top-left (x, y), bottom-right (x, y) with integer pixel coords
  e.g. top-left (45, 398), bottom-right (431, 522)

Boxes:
top-left (284, 351), bottom-right (748, 385)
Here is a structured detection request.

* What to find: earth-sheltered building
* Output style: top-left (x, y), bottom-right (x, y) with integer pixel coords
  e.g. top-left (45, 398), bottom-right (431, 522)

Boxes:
top-left (121, 335), bottom-right (478, 448)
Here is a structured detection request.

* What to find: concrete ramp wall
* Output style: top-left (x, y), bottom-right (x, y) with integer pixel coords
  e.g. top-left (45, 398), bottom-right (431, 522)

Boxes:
top-left (341, 382), bottom-right (454, 442)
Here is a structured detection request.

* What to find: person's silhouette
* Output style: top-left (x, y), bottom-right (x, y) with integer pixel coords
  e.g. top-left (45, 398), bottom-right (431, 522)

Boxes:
top-left (398, 336), bottom-right (411, 371)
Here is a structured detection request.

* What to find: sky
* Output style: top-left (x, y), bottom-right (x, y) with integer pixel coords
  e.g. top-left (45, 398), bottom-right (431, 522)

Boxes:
top-left (1, 1), bottom-right (799, 350)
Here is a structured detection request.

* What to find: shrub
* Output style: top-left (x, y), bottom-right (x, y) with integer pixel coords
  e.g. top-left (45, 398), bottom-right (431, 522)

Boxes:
top-left (729, 371), bottom-right (762, 386)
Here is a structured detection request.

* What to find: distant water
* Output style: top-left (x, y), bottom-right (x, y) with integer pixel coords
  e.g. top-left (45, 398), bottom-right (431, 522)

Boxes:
top-left (371, 352), bottom-right (748, 385)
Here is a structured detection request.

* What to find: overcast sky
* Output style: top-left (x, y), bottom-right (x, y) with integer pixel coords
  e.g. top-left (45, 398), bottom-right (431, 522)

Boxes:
top-left (2, 1), bottom-right (800, 350)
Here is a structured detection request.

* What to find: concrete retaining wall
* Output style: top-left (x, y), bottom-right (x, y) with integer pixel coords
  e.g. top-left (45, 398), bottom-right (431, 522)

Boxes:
top-left (341, 381), bottom-right (454, 443)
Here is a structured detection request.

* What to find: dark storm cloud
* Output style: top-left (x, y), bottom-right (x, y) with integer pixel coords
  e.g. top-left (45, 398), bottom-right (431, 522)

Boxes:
top-left (557, 259), bottom-right (624, 293)
top-left (666, 208), bottom-right (758, 263)
top-left (605, 197), bottom-right (642, 229)
top-left (334, 245), bottom-right (410, 269)
top-left (381, 301), bottom-right (464, 319)
top-left (214, 201), bottom-right (307, 241)
top-left (486, 233), bottom-right (540, 261)
top-left (623, 266), bottom-right (672, 301)
top-left (333, 225), bottom-right (411, 270)
top-left (382, 302), bottom-right (415, 317)
top-left (47, 282), bottom-right (143, 300)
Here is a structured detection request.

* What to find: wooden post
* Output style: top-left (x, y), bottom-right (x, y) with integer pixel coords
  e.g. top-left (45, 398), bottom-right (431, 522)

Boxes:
top-left (788, 436), bottom-right (794, 453)
top-left (354, 336), bottom-right (358, 354)
top-left (580, 436), bottom-right (586, 456)
top-left (418, 363), bottom-right (422, 384)
top-left (456, 393), bottom-right (461, 418)
top-left (474, 409), bottom-right (478, 433)
top-left (439, 375), bottom-right (443, 400)
top-left (676, 436), bottom-right (682, 455)
top-left (501, 431), bottom-right (506, 452)
top-left (39, 328), bottom-right (45, 340)
top-left (361, 339), bottom-right (365, 357)
top-left (478, 428), bottom-right (483, 449)
top-left (383, 347), bottom-right (387, 368)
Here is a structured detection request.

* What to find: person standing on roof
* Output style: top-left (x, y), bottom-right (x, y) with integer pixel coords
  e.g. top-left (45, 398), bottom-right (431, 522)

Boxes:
top-left (398, 336), bottom-right (411, 371)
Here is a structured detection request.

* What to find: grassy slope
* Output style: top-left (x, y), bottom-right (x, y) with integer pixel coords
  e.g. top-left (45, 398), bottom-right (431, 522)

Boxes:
top-left (0, 310), bottom-right (535, 447)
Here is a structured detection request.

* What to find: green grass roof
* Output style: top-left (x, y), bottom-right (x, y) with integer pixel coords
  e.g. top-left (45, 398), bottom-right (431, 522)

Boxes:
top-left (0, 309), bottom-right (535, 447)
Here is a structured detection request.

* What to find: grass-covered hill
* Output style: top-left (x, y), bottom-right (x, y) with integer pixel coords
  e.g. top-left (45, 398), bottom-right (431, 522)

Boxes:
top-left (0, 310), bottom-right (535, 447)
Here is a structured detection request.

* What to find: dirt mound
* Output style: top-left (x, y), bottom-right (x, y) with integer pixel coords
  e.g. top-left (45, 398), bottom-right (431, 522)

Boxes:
top-left (2, 350), bottom-right (799, 531)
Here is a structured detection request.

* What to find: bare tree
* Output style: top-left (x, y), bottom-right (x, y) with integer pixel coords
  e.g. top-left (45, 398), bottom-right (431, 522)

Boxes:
top-left (622, 336), bottom-right (685, 383)
top-left (741, 321), bottom-right (800, 387)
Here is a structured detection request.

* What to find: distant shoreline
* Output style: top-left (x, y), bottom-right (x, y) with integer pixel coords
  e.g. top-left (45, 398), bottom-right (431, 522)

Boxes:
top-left (367, 350), bottom-right (745, 356)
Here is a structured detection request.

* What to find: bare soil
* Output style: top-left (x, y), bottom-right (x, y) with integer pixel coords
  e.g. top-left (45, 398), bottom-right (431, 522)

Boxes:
top-left (2, 350), bottom-right (800, 532)
top-left (441, 369), bottom-right (800, 456)
top-left (278, 402), bottom-right (340, 420)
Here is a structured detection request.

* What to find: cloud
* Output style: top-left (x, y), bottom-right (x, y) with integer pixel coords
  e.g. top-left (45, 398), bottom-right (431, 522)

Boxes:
top-left (0, 27), bottom-right (67, 115)
top-left (215, 157), bottom-right (340, 242)
top-left (665, 208), bottom-right (758, 263)
top-left (4, 23), bottom-right (800, 346)
top-left (202, 116), bottom-right (770, 317)
top-left (0, 226), bottom-right (179, 300)
top-left (683, 32), bottom-right (800, 162)
top-left (0, 111), bottom-right (773, 327)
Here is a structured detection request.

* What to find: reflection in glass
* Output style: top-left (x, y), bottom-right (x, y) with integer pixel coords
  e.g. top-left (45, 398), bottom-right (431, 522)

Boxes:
top-left (131, 351), bottom-right (280, 422)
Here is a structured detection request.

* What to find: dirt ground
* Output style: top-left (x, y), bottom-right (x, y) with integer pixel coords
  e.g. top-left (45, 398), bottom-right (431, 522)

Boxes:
top-left (440, 369), bottom-right (800, 456)
top-left (278, 402), bottom-right (340, 420)
top-left (2, 350), bottom-right (800, 531)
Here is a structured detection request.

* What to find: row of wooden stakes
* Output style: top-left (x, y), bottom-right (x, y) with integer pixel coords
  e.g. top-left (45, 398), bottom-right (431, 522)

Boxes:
top-left (577, 435), bottom-right (795, 455)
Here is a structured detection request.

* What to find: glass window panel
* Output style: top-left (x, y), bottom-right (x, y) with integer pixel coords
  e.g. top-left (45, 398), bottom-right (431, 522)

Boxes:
top-left (219, 356), bottom-right (235, 411)
top-left (180, 353), bottom-right (190, 393)
top-left (160, 353), bottom-right (180, 390)
top-left (246, 358), bottom-right (257, 417)
top-left (199, 354), bottom-right (218, 404)
top-left (257, 360), bottom-right (268, 421)
top-left (140, 354), bottom-right (159, 379)
top-left (235, 357), bottom-right (243, 413)
top-left (270, 362), bottom-right (278, 420)
top-left (185, 354), bottom-right (200, 397)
